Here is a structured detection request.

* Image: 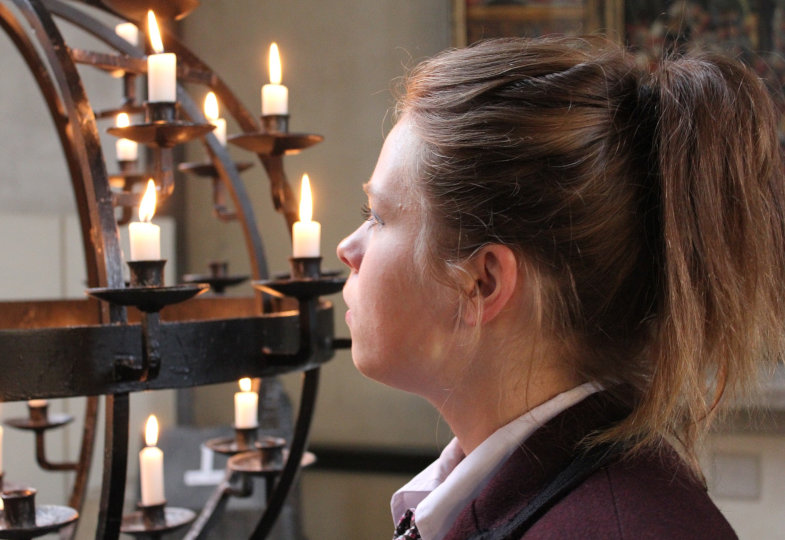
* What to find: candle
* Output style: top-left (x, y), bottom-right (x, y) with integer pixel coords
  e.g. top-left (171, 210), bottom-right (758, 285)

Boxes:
top-left (139, 415), bottom-right (165, 506)
top-left (115, 113), bottom-right (138, 161)
top-left (146, 11), bottom-right (176, 103)
top-left (234, 378), bottom-right (258, 429)
top-left (204, 92), bottom-right (227, 146)
top-left (129, 179), bottom-right (161, 261)
top-left (115, 22), bottom-right (138, 46)
top-left (292, 174), bottom-right (321, 257)
top-left (0, 425), bottom-right (3, 475)
top-left (261, 43), bottom-right (288, 115)
top-left (28, 399), bottom-right (48, 408)
top-left (112, 23), bottom-right (139, 78)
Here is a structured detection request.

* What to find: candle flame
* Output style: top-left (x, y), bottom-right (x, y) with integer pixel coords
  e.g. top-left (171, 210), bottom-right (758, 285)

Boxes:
top-left (204, 92), bottom-right (219, 121)
top-left (147, 10), bottom-right (164, 54)
top-left (239, 377), bottom-right (252, 392)
top-left (116, 112), bottom-right (130, 128)
top-left (139, 179), bottom-right (157, 223)
top-left (145, 414), bottom-right (159, 447)
top-left (268, 43), bottom-right (282, 85)
top-left (299, 174), bottom-right (313, 223)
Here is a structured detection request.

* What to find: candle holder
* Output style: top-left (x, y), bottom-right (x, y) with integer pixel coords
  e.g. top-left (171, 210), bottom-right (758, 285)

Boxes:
top-left (107, 103), bottom-right (214, 148)
top-left (229, 131), bottom-right (323, 156)
top-left (261, 114), bottom-right (289, 134)
top-left (120, 501), bottom-right (195, 539)
top-left (182, 261), bottom-right (249, 295)
top-left (86, 260), bottom-right (208, 383)
top-left (5, 410), bottom-right (78, 473)
top-left (234, 427), bottom-right (258, 451)
top-left (0, 503), bottom-right (79, 539)
top-left (5, 411), bottom-right (73, 433)
top-left (289, 256), bottom-right (321, 280)
top-left (145, 102), bottom-right (176, 124)
top-left (253, 258), bottom-right (345, 301)
top-left (227, 447), bottom-right (315, 480)
top-left (27, 404), bottom-right (47, 425)
top-left (140, 502), bottom-right (166, 529)
top-left (204, 433), bottom-right (285, 457)
top-left (1, 489), bottom-right (36, 528)
top-left (128, 260), bottom-right (166, 288)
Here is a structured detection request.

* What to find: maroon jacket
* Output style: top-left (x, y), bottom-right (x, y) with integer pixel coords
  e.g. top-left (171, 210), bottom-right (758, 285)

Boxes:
top-left (443, 392), bottom-right (736, 539)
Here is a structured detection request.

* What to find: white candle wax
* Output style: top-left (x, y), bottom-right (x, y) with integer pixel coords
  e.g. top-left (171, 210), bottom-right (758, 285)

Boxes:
top-left (261, 84), bottom-right (288, 115)
top-left (210, 117), bottom-right (227, 146)
top-left (147, 53), bottom-right (176, 103)
top-left (261, 43), bottom-right (288, 115)
top-left (292, 174), bottom-right (321, 257)
top-left (139, 445), bottom-right (164, 505)
top-left (140, 415), bottom-right (165, 506)
top-left (28, 399), bottom-right (48, 408)
top-left (292, 221), bottom-right (321, 257)
top-left (0, 425), bottom-right (4, 474)
top-left (234, 390), bottom-right (258, 429)
top-left (203, 92), bottom-right (227, 145)
top-left (116, 137), bottom-right (138, 161)
top-left (129, 180), bottom-right (161, 261)
top-left (129, 221), bottom-right (160, 261)
top-left (112, 23), bottom-right (139, 78)
top-left (115, 113), bottom-right (137, 161)
top-left (115, 23), bottom-right (138, 45)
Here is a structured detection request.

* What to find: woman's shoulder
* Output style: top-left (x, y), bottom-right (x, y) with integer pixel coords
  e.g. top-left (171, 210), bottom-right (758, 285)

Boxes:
top-left (523, 446), bottom-right (737, 539)
top-left (444, 390), bottom-right (737, 540)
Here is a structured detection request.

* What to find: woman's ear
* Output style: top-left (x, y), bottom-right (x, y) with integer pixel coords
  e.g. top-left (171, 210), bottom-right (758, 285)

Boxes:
top-left (461, 244), bottom-right (519, 326)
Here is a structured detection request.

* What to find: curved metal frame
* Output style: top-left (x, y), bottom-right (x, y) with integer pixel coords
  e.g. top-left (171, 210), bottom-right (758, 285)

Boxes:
top-left (0, 1), bottom-right (327, 538)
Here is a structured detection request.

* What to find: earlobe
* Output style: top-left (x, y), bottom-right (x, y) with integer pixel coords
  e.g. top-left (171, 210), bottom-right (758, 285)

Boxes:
top-left (461, 245), bottom-right (519, 326)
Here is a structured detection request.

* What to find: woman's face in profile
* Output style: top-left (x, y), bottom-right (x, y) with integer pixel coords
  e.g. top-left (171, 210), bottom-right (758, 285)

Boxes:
top-left (337, 117), bottom-right (462, 399)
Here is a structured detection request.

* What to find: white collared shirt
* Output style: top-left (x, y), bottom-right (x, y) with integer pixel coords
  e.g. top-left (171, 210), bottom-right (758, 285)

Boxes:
top-left (390, 382), bottom-right (601, 540)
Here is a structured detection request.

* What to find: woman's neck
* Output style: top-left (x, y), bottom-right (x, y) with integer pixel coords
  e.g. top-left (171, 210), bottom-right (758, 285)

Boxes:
top-left (432, 337), bottom-right (582, 455)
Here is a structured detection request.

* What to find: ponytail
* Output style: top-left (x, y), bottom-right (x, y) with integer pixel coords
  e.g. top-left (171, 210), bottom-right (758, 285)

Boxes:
top-left (623, 53), bottom-right (785, 455)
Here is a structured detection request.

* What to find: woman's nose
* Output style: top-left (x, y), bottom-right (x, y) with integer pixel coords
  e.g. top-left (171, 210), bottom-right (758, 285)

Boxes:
top-left (337, 228), bottom-right (363, 271)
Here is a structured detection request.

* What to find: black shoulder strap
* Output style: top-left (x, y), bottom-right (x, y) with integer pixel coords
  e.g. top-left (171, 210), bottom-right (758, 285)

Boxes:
top-left (468, 443), bottom-right (619, 540)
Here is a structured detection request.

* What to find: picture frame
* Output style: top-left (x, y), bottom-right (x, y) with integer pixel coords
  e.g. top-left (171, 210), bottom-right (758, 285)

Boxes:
top-left (453, 0), bottom-right (624, 47)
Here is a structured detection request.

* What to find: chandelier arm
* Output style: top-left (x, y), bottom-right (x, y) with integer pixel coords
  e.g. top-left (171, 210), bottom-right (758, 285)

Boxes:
top-left (163, 32), bottom-right (301, 238)
top-left (96, 393), bottom-right (130, 540)
top-left (250, 367), bottom-right (321, 539)
top-left (178, 93), bottom-right (270, 282)
top-left (0, 2), bottom-right (128, 539)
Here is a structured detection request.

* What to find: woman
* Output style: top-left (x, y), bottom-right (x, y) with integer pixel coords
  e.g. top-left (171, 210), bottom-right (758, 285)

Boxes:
top-left (337, 37), bottom-right (785, 539)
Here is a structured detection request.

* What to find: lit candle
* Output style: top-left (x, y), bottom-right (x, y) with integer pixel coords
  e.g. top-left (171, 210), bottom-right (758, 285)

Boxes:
top-left (204, 92), bottom-right (227, 146)
top-left (146, 11), bottom-right (176, 103)
top-left (115, 113), bottom-right (138, 161)
top-left (129, 179), bottom-right (161, 261)
top-left (292, 174), bottom-right (321, 257)
top-left (234, 378), bottom-right (258, 429)
top-left (115, 22), bottom-right (138, 46)
top-left (112, 23), bottom-right (139, 78)
top-left (261, 43), bottom-right (288, 115)
top-left (139, 415), bottom-right (165, 506)
top-left (28, 399), bottom-right (47, 408)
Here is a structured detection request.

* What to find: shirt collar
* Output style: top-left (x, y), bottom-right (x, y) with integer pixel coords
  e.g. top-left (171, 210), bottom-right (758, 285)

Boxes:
top-left (391, 382), bottom-right (601, 540)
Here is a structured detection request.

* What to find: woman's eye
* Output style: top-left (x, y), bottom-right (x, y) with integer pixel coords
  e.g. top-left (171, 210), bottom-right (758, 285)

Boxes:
top-left (360, 203), bottom-right (384, 226)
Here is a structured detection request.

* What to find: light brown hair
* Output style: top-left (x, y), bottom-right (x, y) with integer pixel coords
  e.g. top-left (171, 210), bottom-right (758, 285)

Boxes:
top-left (398, 37), bottom-right (785, 462)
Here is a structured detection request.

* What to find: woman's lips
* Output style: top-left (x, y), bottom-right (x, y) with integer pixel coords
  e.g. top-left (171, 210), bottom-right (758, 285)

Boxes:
top-left (345, 309), bottom-right (351, 325)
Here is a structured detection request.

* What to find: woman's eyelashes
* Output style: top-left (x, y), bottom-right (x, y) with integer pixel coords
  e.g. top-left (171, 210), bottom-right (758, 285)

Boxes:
top-left (361, 203), bottom-right (384, 226)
